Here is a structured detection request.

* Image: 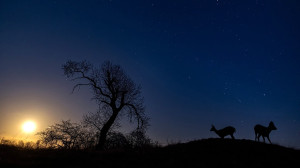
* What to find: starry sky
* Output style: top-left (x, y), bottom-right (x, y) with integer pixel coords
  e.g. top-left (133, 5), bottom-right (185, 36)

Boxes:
top-left (1, 0), bottom-right (300, 148)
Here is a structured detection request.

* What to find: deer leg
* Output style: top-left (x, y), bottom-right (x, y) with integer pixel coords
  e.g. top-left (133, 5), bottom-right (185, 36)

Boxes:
top-left (257, 134), bottom-right (261, 142)
top-left (267, 136), bottom-right (272, 144)
top-left (230, 134), bottom-right (235, 139)
top-left (262, 136), bottom-right (265, 143)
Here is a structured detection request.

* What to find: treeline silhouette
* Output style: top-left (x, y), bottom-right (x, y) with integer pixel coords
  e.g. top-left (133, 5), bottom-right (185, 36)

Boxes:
top-left (0, 137), bottom-right (40, 149)
top-left (36, 120), bottom-right (156, 150)
top-left (1, 124), bottom-right (156, 151)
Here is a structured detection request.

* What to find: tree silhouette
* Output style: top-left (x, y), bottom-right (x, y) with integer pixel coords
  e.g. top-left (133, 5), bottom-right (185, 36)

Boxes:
top-left (63, 60), bottom-right (148, 150)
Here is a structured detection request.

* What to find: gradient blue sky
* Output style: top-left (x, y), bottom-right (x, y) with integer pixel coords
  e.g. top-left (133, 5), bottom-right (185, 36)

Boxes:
top-left (1, 0), bottom-right (300, 148)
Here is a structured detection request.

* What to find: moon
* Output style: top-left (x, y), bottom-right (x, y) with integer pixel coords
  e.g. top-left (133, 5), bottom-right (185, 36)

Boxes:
top-left (22, 121), bottom-right (36, 133)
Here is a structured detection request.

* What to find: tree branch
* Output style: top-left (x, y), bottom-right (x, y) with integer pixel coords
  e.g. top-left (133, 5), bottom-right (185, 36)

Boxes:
top-left (72, 83), bottom-right (90, 93)
top-left (71, 69), bottom-right (112, 99)
top-left (124, 103), bottom-right (143, 129)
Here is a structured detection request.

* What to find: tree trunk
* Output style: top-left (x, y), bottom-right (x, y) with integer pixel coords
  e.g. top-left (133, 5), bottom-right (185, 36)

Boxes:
top-left (96, 110), bottom-right (119, 150)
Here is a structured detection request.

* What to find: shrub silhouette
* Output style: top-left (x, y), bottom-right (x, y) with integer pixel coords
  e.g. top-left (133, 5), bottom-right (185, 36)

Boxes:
top-left (127, 129), bottom-right (152, 149)
top-left (37, 120), bottom-right (97, 149)
top-left (104, 131), bottom-right (129, 150)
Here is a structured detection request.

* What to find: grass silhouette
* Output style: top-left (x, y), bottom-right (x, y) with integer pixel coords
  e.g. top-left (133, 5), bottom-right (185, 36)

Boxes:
top-left (1, 138), bottom-right (299, 167)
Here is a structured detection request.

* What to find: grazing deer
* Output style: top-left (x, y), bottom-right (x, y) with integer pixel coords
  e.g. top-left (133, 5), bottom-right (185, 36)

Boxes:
top-left (210, 125), bottom-right (236, 139)
top-left (254, 121), bottom-right (277, 144)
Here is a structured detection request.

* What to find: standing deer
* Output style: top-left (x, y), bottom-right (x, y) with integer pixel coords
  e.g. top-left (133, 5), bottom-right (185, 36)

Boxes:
top-left (210, 125), bottom-right (236, 139)
top-left (254, 121), bottom-right (277, 144)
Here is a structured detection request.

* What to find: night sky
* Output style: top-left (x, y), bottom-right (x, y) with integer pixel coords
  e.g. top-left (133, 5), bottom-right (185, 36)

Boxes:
top-left (1, 0), bottom-right (300, 148)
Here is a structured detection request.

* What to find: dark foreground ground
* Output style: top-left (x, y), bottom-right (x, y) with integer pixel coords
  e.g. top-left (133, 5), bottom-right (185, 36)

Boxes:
top-left (1, 138), bottom-right (299, 168)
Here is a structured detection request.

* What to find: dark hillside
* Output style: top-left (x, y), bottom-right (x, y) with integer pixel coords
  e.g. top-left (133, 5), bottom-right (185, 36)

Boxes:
top-left (158, 138), bottom-right (300, 167)
top-left (1, 139), bottom-right (299, 167)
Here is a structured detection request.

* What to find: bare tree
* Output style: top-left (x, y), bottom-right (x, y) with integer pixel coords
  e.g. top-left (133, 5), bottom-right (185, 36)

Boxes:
top-left (63, 60), bottom-right (148, 150)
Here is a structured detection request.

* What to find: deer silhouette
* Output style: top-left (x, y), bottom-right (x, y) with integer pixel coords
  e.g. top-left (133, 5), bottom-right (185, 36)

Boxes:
top-left (254, 121), bottom-right (277, 144)
top-left (210, 125), bottom-right (236, 139)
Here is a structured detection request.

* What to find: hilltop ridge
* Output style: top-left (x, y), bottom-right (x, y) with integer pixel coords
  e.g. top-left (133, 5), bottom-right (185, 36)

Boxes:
top-left (157, 138), bottom-right (300, 167)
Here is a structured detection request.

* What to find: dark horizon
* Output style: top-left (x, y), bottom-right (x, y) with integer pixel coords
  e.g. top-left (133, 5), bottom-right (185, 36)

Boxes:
top-left (1, 0), bottom-right (300, 148)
